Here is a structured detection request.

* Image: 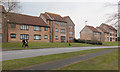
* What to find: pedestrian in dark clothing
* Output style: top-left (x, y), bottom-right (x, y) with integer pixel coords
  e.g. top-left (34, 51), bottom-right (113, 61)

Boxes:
top-left (22, 39), bottom-right (25, 48)
top-left (25, 39), bottom-right (29, 48)
top-left (69, 40), bottom-right (71, 46)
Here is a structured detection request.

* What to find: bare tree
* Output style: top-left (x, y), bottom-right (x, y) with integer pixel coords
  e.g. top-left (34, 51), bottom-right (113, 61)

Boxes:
top-left (0, 0), bottom-right (21, 42)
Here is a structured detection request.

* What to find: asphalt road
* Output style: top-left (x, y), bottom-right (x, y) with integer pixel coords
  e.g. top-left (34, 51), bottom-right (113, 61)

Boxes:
top-left (1, 46), bottom-right (119, 61)
top-left (18, 48), bottom-right (118, 70)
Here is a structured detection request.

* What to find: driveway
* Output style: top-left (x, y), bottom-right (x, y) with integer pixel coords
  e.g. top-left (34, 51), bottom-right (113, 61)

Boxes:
top-left (1, 46), bottom-right (119, 61)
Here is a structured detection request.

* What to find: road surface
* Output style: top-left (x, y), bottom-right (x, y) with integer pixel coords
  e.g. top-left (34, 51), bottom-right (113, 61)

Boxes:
top-left (1, 46), bottom-right (119, 61)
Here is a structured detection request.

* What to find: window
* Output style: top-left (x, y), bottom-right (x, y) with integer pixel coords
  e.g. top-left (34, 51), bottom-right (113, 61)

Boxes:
top-left (69, 31), bottom-right (73, 35)
top-left (10, 34), bottom-right (16, 38)
top-left (110, 33), bottom-right (112, 36)
top-left (20, 34), bottom-right (29, 40)
top-left (34, 35), bottom-right (41, 40)
top-left (107, 33), bottom-right (109, 36)
top-left (61, 22), bottom-right (65, 26)
top-left (49, 21), bottom-right (51, 25)
top-left (44, 27), bottom-right (48, 31)
top-left (34, 26), bottom-right (41, 31)
top-left (10, 24), bottom-right (16, 28)
top-left (55, 36), bottom-right (58, 40)
top-left (0, 12), bottom-right (2, 18)
top-left (61, 29), bottom-right (65, 34)
top-left (69, 25), bottom-right (73, 28)
top-left (93, 32), bottom-right (97, 35)
top-left (20, 25), bottom-right (29, 30)
top-left (107, 37), bottom-right (109, 40)
top-left (69, 37), bottom-right (73, 40)
top-left (55, 21), bottom-right (58, 24)
top-left (44, 35), bottom-right (48, 39)
top-left (0, 23), bottom-right (2, 29)
top-left (55, 28), bottom-right (58, 32)
top-left (0, 33), bottom-right (2, 39)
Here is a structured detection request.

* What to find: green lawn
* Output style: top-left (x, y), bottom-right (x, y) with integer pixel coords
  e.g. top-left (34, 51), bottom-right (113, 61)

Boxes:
top-left (2, 42), bottom-right (95, 50)
top-left (2, 41), bottom-right (119, 50)
top-left (102, 41), bottom-right (119, 46)
top-left (59, 50), bottom-right (118, 70)
top-left (2, 48), bottom-right (108, 70)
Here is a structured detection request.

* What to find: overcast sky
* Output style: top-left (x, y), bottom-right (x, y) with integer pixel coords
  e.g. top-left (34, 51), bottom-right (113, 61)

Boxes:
top-left (19, 0), bottom-right (119, 39)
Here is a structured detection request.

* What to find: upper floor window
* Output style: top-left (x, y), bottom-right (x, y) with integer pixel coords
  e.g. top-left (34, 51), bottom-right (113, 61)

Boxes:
top-left (107, 33), bottom-right (109, 36)
top-left (44, 27), bottom-right (48, 31)
top-left (49, 21), bottom-right (51, 25)
top-left (44, 35), bottom-right (48, 39)
top-left (34, 35), bottom-right (41, 40)
top-left (55, 21), bottom-right (58, 24)
top-left (20, 34), bottom-right (29, 40)
top-left (34, 26), bottom-right (41, 31)
top-left (0, 23), bottom-right (2, 29)
top-left (10, 24), bottom-right (16, 28)
top-left (69, 25), bottom-right (73, 28)
top-left (69, 31), bottom-right (73, 35)
top-left (20, 25), bottom-right (29, 30)
top-left (110, 33), bottom-right (112, 36)
top-left (55, 36), bottom-right (58, 40)
top-left (61, 22), bottom-right (65, 26)
top-left (93, 32), bottom-right (97, 35)
top-left (55, 28), bottom-right (58, 32)
top-left (10, 34), bottom-right (16, 38)
top-left (61, 29), bottom-right (65, 34)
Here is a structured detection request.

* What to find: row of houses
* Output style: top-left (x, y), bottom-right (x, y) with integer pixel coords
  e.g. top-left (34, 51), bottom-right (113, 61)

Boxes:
top-left (0, 5), bottom-right (75, 43)
top-left (80, 23), bottom-right (117, 42)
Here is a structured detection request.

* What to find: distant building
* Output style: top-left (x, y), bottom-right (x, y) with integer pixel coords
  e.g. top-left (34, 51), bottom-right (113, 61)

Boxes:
top-left (80, 25), bottom-right (101, 41)
top-left (99, 23), bottom-right (117, 42)
top-left (80, 23), bottom-right (117, 42)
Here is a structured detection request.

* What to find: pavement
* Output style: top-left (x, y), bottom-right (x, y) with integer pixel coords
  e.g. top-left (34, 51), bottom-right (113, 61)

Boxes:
top-left (1, 46), bottom-right (119, 61)
top-left (17, 48), bottom-right (118, 70)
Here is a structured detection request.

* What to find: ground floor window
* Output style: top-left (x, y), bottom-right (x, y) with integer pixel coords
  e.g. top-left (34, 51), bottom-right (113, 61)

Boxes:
top-left (34, 35), bottom-right (41, 40)
top-left (10, 34), bottom-right (16, 38)
top-left (20, 34), bottom-right (29, 40)
top-left (69, 37), bottom-right (73, 41)
top-left (44, 35), bottom-right (48, 39)
top-left (55, 36), bottom-right (58, 40)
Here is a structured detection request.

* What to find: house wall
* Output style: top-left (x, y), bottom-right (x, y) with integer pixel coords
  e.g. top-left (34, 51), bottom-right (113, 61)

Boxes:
top-left (64, 17), bottom-right (75, 42)
top-left (80, 26), bottom-right (93, 40)
top-left (8, 24), bottom-right (50, 43)
top-left (100, 25), bottom-right (117, 42)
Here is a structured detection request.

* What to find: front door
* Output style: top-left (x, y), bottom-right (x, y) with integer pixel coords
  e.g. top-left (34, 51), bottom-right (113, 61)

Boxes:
top-left (61, 36), bottom-right (65, 42)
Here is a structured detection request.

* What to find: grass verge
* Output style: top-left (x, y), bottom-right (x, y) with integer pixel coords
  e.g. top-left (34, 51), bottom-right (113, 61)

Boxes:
top-left (2, 48), bottom-right (109, 70)
top-left (59, 50), bottom-right (118, 70)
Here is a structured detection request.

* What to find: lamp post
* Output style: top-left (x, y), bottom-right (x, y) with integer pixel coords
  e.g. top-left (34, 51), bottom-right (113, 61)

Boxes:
top-left (85, 20), bottom-right (88, 43)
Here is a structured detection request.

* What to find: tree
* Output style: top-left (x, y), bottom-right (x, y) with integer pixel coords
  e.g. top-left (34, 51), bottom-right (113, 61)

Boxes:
top-left (0, 0), bottom-right (21, 42)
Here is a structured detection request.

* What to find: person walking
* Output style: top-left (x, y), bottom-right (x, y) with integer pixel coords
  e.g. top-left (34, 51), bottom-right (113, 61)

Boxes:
top-left (25, 39), bottom-right (29, 48)
top-left (22, 39), bottom-right (25, 48)
top-left (69, 40), bottom-right (71, 46)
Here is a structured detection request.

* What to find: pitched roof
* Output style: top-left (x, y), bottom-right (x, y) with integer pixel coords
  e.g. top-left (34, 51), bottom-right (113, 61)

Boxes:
top-left (7, 12), bottom-right (49, 27)
top-left (0, 5), bottom-right (6, 12)
top-left (86, 25), bottom-right (100, 32)
top-left (96, 27), bottom-right (108, 33)
top-left (41, 12), bottom-right (66, 22)
top-left (101, 23), bottom-right (117, 31)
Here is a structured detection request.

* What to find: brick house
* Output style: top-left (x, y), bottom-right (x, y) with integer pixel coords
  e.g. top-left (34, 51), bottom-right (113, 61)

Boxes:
top-left (80, 25), bottom-right (101, 41)
top-left (1, 7), bottom-right (50, 43)
top-left (40, 12), bottom-right (75, 42)
top-left (99, 23), bottom-right (117, 42)
top-left (96, 27), bottom-right (109, 42)
top-left (1, 6), bottom-right (75, 43)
